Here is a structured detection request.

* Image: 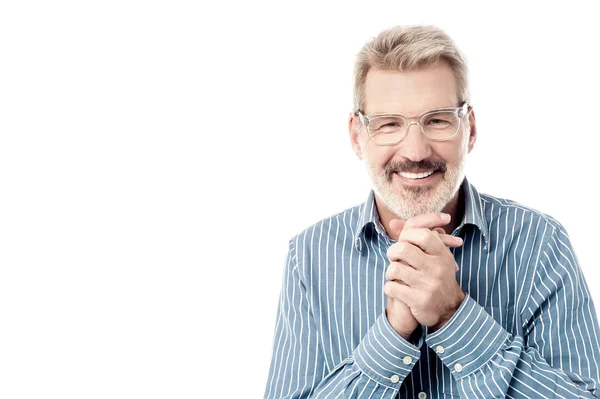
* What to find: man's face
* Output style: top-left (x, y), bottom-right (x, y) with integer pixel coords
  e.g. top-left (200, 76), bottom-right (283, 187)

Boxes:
top-left (349, 62), bottom-right (476, 220)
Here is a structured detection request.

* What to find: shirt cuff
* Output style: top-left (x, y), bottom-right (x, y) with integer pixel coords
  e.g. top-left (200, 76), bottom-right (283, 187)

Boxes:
top-left (353, 312), bottom-right (421, 388)
top-left (425, 295), bottom-right (510, 378)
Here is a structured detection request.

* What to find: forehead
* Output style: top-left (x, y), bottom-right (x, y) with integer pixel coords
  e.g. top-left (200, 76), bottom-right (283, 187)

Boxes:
top-left (363, 62), bottom-right (459, 115)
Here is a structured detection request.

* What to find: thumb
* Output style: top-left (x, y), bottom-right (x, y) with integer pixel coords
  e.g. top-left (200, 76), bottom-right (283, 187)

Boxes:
top-left (389, 219), bottom-right (406, 240)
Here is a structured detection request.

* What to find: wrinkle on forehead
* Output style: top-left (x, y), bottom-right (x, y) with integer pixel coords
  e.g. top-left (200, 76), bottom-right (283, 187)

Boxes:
top-left (363, 62), bottom-right (459, 116)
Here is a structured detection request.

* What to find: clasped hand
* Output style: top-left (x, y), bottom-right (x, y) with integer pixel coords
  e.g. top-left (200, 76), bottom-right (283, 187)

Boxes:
top-left (384, 213), bottom-right (465, 339)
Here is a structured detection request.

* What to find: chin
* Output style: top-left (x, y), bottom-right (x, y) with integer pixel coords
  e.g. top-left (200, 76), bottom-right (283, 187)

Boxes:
top-left (373, 171), bottom-right (464, 221)
top-left (385, 191), bottom-right (449, 220)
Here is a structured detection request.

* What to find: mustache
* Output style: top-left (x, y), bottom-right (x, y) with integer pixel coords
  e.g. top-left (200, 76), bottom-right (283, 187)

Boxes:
top-left (385, 160), bottom-right (447, 180)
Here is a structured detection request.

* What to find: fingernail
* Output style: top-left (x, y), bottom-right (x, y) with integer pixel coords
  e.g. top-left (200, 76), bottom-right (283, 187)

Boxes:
top-left (441, 213), bottom-right (451, 221)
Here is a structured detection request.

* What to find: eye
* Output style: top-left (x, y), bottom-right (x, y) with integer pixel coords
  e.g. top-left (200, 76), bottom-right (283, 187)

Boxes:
top-left (371, 117), bottom-right (405, 131)
top-left (427, 118), bottom-right (451, 125)
top-left (423, 111), bottom-right (459, 128)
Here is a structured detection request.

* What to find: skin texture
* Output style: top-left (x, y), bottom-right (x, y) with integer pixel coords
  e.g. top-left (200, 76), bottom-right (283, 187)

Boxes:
top-left (384, 214), bottom-right (464, 338)
top-left (385, 214), bottom-right (466, 337)
top-left (348, 63), bottom-right (477, 236)
top-left (347, 62), bottom-right (477, 338)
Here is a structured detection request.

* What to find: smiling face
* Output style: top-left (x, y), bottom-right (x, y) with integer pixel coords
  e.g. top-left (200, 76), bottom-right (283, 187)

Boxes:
top-left (349, 62), bottom-right (477, 222)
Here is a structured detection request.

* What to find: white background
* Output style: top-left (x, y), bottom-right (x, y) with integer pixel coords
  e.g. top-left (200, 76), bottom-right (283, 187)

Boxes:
top-left (1, 1), bottom-right (598, 398)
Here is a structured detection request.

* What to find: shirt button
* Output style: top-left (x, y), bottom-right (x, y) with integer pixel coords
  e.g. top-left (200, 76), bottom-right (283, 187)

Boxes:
top-left (402, 356), bottom-right (412, 365)
top-left (454, 363), bottom-right (463, 372)
top-left (418, 392), bottom-right (427, 399)
top-left (435, 345), bottom-right (445, 354)
top-left (390, 374), bottom-right (400, 383)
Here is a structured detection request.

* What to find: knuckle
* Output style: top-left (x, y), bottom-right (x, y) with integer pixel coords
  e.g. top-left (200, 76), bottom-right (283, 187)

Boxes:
top-left (398, 242), bottom-right (410, 258)
top-left (384, 281), bottom-right (395, 296)
top-left (386, 263), bottom-right (396, 280)
top-left (395, 263), bottom-right (406, 280)
top-left (430, 265), bottom-right (444, 280)
top-left (418, 229), bottom-right (430, 243)
top-left (419, 229), bottom-right (434, 246)
top-left (386, 245), bottom-right (394, 259)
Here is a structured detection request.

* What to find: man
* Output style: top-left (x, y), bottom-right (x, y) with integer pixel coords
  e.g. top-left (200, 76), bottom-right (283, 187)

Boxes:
top-left (264, 25), bottom-right (600, 398)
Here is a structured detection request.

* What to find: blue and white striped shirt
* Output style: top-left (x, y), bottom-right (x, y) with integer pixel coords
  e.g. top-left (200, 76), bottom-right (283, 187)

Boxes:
top-left (265, 178), bottom-right (600, 398)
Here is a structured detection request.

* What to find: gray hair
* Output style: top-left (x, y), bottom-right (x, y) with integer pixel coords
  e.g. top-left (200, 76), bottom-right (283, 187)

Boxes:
top-left (353, 25), bottom-right (470, 113)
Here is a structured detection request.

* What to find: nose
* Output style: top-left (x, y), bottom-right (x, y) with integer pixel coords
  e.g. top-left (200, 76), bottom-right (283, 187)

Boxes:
top-left (398, 122), bottom-right (432, 162)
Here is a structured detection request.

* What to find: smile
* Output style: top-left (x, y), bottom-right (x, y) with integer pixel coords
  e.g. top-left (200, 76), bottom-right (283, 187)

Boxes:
top-left (398, 170), bottom-right (436, 179)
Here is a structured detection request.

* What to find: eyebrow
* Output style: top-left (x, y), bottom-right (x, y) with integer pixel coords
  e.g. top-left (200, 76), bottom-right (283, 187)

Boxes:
top-left (362, 104), bottom-right (461, 118)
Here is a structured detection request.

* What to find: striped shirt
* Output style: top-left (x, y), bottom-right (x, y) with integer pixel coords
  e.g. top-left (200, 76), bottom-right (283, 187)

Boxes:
top-left (264, 178), bottom-right (600, 398)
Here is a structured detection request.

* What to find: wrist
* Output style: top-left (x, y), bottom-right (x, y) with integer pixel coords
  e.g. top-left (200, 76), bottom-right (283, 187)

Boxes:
top-left (390, 320), bottom-right (416, 341)
top-left (430, 290), bottom-right (465, 332)
top-left (385, 309), bottom-right (417, 340)
top-left (398, 331), bottom-right (412, 341)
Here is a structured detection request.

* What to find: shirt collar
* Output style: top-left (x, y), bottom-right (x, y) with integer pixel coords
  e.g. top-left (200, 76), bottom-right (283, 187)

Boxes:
top-left (460, 177), bottom-right (490, 248)
top-left (353, 190), bottom-right (386, 253)
top-left (354, 177), bottom-right (490, 253)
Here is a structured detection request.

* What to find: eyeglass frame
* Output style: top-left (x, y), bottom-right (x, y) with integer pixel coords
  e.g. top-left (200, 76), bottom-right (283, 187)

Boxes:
top-left (356, 102), bottom-right (472, 145)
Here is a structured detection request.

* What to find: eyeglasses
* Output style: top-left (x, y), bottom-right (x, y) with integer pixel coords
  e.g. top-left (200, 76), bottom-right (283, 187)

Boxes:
top-left (357, 102), bottom-right (471, 145)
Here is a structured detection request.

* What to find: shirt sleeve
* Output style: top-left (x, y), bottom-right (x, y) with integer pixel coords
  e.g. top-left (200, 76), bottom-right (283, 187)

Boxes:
top-left (264, 238), bottom-right (421, 399)
top-left (425, 223), bottom-right (600, 398)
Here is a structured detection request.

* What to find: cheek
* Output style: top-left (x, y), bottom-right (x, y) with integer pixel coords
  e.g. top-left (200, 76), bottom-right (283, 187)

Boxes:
top-left (363, 146), bottom-right (396, 168)
top-left (431, 141), bottom-right (466, 166)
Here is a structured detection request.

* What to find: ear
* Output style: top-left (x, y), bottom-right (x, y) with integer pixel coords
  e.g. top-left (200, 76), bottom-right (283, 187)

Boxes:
top-left (348, 112), bottom-right (364, 160)
top-left (466, 107), bottom-right (477, 153)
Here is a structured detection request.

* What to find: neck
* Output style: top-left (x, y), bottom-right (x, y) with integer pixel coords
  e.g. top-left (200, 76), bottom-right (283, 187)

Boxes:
top-left (377, 187), bottom-right (465, 240)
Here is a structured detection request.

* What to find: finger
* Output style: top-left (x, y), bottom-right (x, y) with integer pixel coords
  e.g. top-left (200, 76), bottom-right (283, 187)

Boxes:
top-left (386, 241), bottom-right (425, 269)
top-left (386, 261), bottom-right (419, 286)
top-left (439, 234), bottom-right (464, 248)
top-left (404, 212), bottom-right (452, 230)
top-left (385, 261), bottom-right (403, 281)
top-left (399, 227), bottom-right (449, 255)
top-left (431, 233), bottom-right (461, 271)
top-left (384, 280), bottom-right (414, 306)
top-left (435, 231), bottom-right (462, 270)
top-left (402, 227), bottom-right (463, 252)
top-left (430, 228), bottom-right (462, 248)
top-left (389, 219), bottom-right (406, 241)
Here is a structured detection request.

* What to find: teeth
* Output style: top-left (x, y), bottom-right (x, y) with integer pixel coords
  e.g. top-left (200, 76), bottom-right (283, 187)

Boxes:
top-left (398, 170), bottom-right (435, 179)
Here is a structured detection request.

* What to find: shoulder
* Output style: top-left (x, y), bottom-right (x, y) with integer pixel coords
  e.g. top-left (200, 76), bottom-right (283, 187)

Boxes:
top-left (285, 201), bottom-right (366, 283)
top-left (289, 201), bottom-right (366, 248)
top-left (479, 191), bottom-right (565, 235)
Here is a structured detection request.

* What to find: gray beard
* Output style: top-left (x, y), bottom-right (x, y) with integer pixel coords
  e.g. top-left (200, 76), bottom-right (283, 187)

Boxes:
top-left (367, 162), bottom-right (465, 221)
